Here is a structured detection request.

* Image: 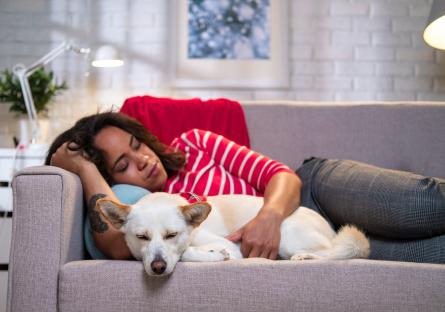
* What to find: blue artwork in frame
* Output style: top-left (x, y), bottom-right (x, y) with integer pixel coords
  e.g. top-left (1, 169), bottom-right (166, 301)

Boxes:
top-left (187, 0), bottom-right (270, 59)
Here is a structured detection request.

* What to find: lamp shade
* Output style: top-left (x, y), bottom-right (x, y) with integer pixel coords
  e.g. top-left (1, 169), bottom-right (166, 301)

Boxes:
top-left (424, 0), bottom-right (445, 50)
top-left (91, 45), bottom-right (124, 67)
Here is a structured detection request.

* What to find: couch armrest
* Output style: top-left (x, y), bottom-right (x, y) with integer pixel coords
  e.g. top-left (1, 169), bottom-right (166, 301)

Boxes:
top-left (7, 166), bottom-right (85, 312)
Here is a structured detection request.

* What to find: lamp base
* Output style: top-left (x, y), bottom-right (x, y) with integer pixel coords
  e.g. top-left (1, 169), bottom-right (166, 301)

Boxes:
top-left (17, 117), bottom-right (50, 149)
top-left (18, 118), bottom-right (31, 145)
top-left (25, 142), bottom-right (49, 154)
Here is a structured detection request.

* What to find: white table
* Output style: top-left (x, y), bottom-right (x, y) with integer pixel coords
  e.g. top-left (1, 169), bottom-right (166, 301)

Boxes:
top-left (0, 146), bottom-right (48, 213)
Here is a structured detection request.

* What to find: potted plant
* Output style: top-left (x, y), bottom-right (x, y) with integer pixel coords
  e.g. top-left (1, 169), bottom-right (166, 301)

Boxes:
top-left (0, 67), bottom-right (67, 116)
top-left (0, 67), bottom-right (67, 144)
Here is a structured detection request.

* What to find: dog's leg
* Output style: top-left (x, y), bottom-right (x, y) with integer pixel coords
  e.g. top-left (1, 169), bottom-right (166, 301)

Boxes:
top-left (190, 229), bottom-right (243, 260)
top-left (183, 230), bottom-right (234, 262)
top-left (290, 225), bottom-right (370, 261)
top-left (291, 252), bottom-right (324, 261)
top-left (181, 245), bottom-right (230, 262)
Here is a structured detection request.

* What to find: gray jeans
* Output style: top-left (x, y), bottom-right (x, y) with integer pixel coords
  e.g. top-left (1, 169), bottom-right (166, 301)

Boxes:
top-left (296, 157), bottom-right (445, 263)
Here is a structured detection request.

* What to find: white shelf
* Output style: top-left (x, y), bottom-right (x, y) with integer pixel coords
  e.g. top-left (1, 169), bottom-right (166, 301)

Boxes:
top-left (0, 189), bottom-right (12, 212)
top-left (0, 146), bottom-right (48, 183)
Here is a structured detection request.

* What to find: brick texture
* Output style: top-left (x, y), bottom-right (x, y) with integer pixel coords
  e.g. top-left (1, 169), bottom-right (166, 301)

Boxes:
top-left (0, 0), bottom-right (442, 145)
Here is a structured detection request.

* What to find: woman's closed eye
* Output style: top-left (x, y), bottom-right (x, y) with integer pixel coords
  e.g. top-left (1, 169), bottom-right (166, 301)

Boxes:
top-left (115, 160), bottom-right (129, 173)
top-left (131, 137), bottom-right (141, 150)
top-left (112, 137), bottom-right (140, 173)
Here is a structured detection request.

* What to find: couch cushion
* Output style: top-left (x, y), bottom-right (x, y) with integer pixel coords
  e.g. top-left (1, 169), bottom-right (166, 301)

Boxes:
top-left (59, 259), bottom-right (445, 312)
top-left (243, 102), bottom-right (445, 178)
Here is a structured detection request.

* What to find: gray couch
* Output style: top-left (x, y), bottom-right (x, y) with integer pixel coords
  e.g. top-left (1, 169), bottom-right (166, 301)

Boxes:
top-left (7, 102), bottom-right (445, 312)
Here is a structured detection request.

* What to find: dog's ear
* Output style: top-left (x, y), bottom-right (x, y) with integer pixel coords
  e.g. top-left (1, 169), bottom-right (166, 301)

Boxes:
top-left (180, 202), bottom-right (212, 227)
top-left (96, 198), bottom-right (131, 229)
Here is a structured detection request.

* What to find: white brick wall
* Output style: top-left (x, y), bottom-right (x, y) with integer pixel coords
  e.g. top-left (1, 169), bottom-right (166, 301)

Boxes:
top-left (0, 0), bottom-right (442, 145)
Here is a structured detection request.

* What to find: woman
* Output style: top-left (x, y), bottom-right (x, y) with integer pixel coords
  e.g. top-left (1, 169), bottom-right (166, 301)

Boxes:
top-left (48, 112), bottom-right (445, 263)
top-left (47, 112), bottom-right (302, 260)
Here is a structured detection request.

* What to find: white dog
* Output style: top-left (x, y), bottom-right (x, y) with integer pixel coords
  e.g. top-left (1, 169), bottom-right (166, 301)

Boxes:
top-left (97, 192), bottom-right (370, 276)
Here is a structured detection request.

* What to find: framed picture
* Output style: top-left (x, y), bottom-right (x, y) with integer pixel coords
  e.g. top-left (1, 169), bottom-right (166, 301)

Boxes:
top-left (170, 0), bottom-right (289, 88)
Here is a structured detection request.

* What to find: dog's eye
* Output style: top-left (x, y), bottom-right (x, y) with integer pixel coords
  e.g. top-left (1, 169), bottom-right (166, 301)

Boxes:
top-left (136, 234), bottom-right (150, 241)
top-left (165, 232), bottom-right (178, 240)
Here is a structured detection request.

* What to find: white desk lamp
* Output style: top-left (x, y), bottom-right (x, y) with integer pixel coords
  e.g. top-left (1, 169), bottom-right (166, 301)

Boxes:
top-left (12, 42), bottom-right (90, 149)
top-left (12, 42), bottom-right (124, 150)
top-left (91, 45), bottom-right (124, 68)
top-left (424, 0), bottom-right (445, 49)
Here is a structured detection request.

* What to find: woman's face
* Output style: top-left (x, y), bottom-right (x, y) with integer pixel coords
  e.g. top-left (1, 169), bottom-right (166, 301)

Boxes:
top-left (94, 126), bottom-right (168, 191)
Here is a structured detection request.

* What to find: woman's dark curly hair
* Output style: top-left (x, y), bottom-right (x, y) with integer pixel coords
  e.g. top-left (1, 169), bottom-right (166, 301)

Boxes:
top-left (45, 112), bottom-right (185, 185)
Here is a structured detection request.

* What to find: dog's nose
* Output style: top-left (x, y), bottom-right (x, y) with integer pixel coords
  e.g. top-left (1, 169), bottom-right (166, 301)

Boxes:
top-left (151, 259), bottom-right (167, 275)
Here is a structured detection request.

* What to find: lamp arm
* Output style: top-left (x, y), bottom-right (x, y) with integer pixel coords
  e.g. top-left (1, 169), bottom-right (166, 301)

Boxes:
top-left (13, 64), bottom-right (39, 144)
top-left (24, 42), bottom-right (70, 77)
top-left (25, 42), bottom-right (90, 77)
top-left (12, 41), bottom-right (90, 145)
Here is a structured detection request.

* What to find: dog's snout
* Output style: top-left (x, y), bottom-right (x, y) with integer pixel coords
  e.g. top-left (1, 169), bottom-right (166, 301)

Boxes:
top-left (151, 259), bottom-right (167, 275)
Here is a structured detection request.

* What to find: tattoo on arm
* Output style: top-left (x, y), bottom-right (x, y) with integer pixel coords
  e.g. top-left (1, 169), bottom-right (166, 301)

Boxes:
top-left (88, 193), bottom-right (109, 233)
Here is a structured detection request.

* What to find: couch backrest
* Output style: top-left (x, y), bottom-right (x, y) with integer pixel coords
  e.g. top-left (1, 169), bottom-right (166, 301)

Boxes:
top-left (242, 101), bottom-right (445, 178)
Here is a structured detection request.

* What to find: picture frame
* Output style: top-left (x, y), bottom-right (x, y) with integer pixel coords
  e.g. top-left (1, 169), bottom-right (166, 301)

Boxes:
top-left (170, 0), bottom-right (289, 89)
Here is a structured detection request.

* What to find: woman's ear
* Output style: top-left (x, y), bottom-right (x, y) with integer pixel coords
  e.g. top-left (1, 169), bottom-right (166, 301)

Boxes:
top-left (96, 198), bottom-right (131, 229)
top-left (179, 202), bottom-right (212, 227)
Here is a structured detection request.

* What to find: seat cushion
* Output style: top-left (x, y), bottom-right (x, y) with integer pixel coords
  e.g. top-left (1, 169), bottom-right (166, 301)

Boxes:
top-left (58, 259), bottom-right (445, 312)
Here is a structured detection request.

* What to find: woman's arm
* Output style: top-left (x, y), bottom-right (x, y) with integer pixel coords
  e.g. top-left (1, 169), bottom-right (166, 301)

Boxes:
top-left (227, 171), bottom-right (302, 259)
top-left (50, 142), bottom-right (132, 260)
top-left (173, 129), bottom-right (303, 259)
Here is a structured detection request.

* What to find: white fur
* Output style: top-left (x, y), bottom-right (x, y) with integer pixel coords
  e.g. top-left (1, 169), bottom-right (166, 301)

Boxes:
top-left (98, 192), bottom-right (370, 276)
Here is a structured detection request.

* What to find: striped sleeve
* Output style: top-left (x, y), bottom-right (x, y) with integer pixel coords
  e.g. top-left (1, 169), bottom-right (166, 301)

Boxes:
top-left (180, 129), bottom-right (295, 193)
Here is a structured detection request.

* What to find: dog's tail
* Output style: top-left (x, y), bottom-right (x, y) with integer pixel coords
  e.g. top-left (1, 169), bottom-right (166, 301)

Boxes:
top-left (324, 225), bottom-right (370, 260)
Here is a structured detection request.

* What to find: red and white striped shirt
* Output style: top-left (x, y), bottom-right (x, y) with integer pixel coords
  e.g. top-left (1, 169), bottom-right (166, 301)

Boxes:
top-left (164, 129), bottom-right (294, 197)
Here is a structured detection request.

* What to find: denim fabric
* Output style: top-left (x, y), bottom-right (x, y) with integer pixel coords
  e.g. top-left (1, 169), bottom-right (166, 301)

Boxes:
top-left (296, 157), bottom-right (334, 228)
top-left (312, 159), bottom-right (445, 239)
top-left (370, 234), bottom-right (445, 263)
top-left (296, 157), bottom-right (445, 263)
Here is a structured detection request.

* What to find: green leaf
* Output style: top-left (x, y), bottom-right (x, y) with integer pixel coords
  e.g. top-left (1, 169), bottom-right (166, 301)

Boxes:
top-left (0, 67), bottom-right (68, 115)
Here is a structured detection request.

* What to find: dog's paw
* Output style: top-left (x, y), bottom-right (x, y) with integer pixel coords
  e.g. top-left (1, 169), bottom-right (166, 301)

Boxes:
top-left (207, 248), bottom-right (231, 261)
top-left (291, 253), bottom-right (318, 261)
top-left (220, 249), bottom-right (231, 261)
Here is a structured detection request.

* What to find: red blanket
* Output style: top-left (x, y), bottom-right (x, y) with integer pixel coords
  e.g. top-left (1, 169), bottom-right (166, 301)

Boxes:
top-left (120, 95), bottom-right (250, 147)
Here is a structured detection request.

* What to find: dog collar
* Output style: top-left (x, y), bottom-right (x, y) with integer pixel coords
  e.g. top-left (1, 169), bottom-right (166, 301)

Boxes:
top-left (178, 192), bottom-right (207, 204)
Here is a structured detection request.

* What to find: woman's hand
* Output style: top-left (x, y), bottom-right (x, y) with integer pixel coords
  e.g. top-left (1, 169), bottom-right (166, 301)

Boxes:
top-left (226, 208), bottom-right (283, 259)
top-left (50, 142), bottom-right (94, 175)
top-left (227, 171), bottom-right (302, 259)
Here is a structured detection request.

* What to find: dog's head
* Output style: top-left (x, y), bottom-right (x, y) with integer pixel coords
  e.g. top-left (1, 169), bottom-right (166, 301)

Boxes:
top-left (96, 192), bottom-right (211, 276)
